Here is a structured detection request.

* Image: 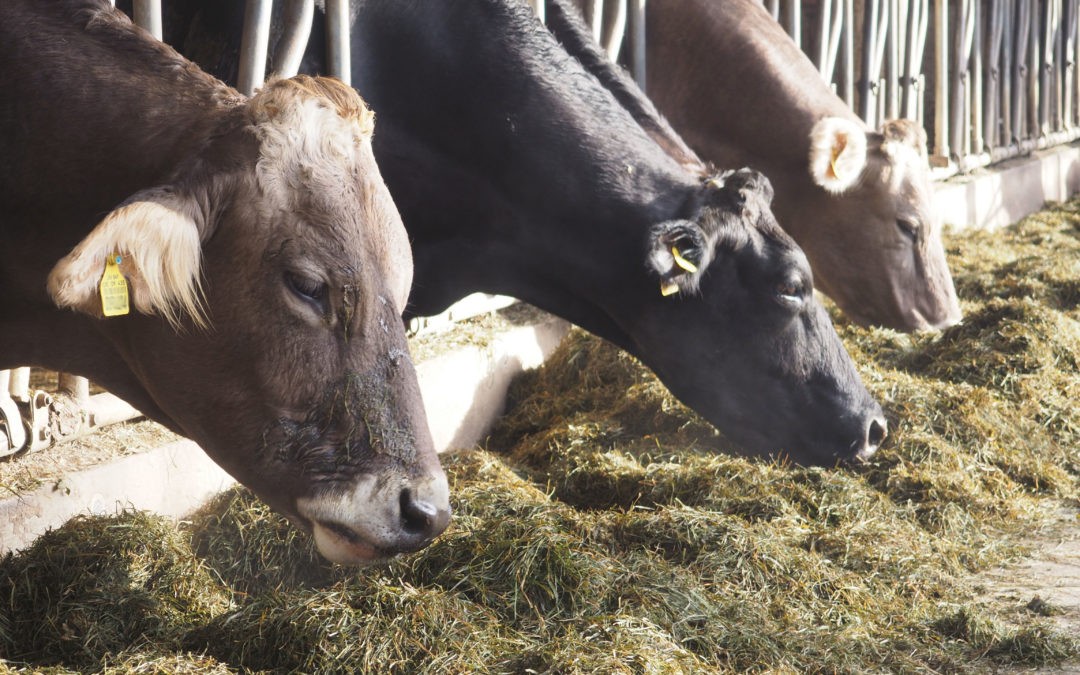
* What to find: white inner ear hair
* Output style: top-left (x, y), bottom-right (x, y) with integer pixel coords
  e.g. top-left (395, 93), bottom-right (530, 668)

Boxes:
top-left (808, 117), bottom-right (868, 193)
top-left (47, 200), bottom-right (206, 329)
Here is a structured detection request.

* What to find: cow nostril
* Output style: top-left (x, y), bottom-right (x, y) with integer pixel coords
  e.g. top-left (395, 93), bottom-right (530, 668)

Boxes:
top-left (867, 416), bottom-right (888, 450)
top-left (400, 488), bottom-right (438, 536)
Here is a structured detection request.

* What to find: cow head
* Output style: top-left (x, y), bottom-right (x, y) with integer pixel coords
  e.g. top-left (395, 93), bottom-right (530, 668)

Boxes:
top-left (46, 76), bottom-right (449, 565)
top-left (634, 168), bottom-right (887, 466)
top-left (803, 116), bottom-right (961, 331)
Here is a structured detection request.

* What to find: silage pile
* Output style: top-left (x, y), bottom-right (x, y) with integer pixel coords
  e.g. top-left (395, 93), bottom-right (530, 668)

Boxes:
top-left (2, 202), bottom-right (1079, 673)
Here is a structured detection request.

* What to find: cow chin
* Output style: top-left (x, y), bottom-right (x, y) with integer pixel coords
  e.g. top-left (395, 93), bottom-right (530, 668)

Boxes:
top-left (309, 522), bottom-right (389, 565)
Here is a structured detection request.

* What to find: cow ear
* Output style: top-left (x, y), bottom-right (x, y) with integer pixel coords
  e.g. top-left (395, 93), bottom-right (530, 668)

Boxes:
top-left (647, 220), bottom-right (710, 297)
top-left (878, 118), bottom-right (929, 161)
top-left (47, 188), bottom-right (209, 329)
top-left (706, 167), bottom-right (774, 213)
top-left (808, 117), bottom-right (867, 193)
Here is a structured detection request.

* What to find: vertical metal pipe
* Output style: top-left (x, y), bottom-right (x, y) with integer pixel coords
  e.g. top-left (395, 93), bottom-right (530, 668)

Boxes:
top-left (630, 0), bottom-right (647, 91)
top-left (903, 0), bottom-right (923, 119)
top-left (1003, 0), bottom-right (1015, 144)
top-left (972, 0), bottom-right (984, 153)
top-left (1069, 0), bottom-right (1079, 126)
top-left (986, 0), bottom-right (1005, 149)
top-left (589, 0), bottom-right (605, 44)
top-left (934, 0), bottom-right (950, 161)
top-left (824, 0), bottom-right (845, 86)
top-left (133, 0), bottom-right (162, 41)
top-left (817, 0), bottom-right (833, 75)
top-left (861, 0), bottom-right (881, 124)
top-left (273, 0), bottom-right (315, 78)
top-left (767, 0), bottom-right (780, 21)
top-left (58, 374), bottom-right (90, 407)
top-left (9, 368), bottom-right (30, 402)
top-left (603, 0), bottom-right (628, 61)
top-left (950, 0), bottom-right (974, 160)
top-left (842, 0), bottom-right (855, 107)
top-left (326, 0), bottom-right (351, 85)
top-left (787, 0), bottom-right (802, 50)
top-left (238, 0), bottom-right (273, 96)
top-left (886, 0), bottom-right (900, 119)
top-left (1027, 0), bottom-right (1039, 139)
top-left (531, 0), bottom-right (546, 23)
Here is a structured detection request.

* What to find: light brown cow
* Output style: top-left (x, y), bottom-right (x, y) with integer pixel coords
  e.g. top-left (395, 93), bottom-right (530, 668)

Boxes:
top-left (0, 0), bottom-right (448, 564)
top-left (575, 0), bottom-right (962, 331)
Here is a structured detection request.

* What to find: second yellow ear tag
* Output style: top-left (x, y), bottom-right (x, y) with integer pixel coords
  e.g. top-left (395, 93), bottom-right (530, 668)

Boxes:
top-left (100, 255), bottom-right (130, 317)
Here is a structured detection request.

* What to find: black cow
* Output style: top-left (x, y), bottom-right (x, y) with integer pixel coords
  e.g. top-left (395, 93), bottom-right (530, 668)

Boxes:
top-left (151, 0), bottom-right (887, 466)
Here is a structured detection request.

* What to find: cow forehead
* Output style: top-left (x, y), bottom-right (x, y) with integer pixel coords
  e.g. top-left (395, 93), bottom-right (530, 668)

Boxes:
top-left (250, 94), bottom-right (369, 215)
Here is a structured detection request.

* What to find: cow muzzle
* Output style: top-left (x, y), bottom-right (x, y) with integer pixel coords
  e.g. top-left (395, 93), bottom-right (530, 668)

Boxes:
top-left (297, 471), bottom-right (451, 565)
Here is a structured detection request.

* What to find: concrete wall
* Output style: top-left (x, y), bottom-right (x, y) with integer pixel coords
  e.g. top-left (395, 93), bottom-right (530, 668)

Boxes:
top-left (935, 142), bottom-right (1080, 232)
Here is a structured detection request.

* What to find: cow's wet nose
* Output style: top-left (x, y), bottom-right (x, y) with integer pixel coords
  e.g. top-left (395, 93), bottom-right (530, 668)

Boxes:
top-left (856, 413), bottom-right (888, 462)
top-left (399, 485), bottom-right (451, 547)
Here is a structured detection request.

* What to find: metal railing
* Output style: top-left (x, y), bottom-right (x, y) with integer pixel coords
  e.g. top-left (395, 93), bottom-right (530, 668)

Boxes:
top-left (782, 0), bottom-right (1080, 176)
top-left (572, 0), bottom-right (1080, 180)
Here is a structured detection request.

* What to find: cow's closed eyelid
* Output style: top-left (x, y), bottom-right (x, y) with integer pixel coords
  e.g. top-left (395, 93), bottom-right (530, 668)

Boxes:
top-left (285, 271), bottom-right (329, 313)
top-left (896, 218), bottom-right (919, 241)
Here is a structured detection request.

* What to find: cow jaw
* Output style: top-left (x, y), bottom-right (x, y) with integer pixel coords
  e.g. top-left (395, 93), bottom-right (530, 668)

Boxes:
top-left (297, 471), bottom-right (451, 565)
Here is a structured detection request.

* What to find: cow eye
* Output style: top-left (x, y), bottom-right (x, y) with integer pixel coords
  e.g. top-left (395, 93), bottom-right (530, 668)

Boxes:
top-left (896, 218), bottom-right (919, 242)
top-left (775, 278), bottom-right (805, 308)
top-left (285, 271), bottom-right (328, 306)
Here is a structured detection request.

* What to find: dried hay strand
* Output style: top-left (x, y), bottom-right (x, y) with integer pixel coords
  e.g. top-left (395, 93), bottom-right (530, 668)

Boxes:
top-left (1, 201), bottom-right (1079, 672)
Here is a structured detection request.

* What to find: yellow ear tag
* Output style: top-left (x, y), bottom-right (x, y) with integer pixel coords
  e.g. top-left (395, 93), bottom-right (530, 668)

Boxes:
top-left (828, 136), bottom-right (847, 179)
top-left (660, 280), bottom-right (680, 296)
top-left (100, 255), bottom-right (130, 317)
top-left (671, 246), bottom-right (698, 273)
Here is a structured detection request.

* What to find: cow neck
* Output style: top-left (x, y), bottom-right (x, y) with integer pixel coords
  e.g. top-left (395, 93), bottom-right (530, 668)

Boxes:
top-left (1, 2), bottom-right (241, 271)
top-left (353, 0), bottom-right (699, 323)
top-left (646, 0), bottom-right (863, 179)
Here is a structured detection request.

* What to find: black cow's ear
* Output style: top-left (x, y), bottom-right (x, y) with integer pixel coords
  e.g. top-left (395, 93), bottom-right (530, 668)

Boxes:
top-left (705, 168), bottom-right (774, 212)
top-left (647, 220), bottom-right (709, 297)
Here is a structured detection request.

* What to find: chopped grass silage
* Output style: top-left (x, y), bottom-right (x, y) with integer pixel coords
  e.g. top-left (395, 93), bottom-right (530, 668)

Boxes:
top-left (2, 201), bottom-right (1080, 673)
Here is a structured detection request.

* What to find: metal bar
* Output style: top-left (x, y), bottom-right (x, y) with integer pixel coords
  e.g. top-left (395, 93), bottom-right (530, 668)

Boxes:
top-left (902, 0), bottom-right (923, 119)
top-left (9, 367), bottom-right (29, 402)
top-left (861, 0), bottom-right (881, 123)
top-left (132, 0), bottom-right (162, 41)
top-left (629, 0), bottom-right (646, 90)
top-left (1069, 0), bottom-right (1079, 126)
top-left (886, 0), bottom-right (900, 119)
top-left (603, 0), bottom-right (627, 61)
top-left (589, 0), bottom-right (604, 44)
top-left (985, 0), bottom-right (1005, 149)
top-left (1003, 0), bottom-right (1015, 144)
top-left (842, 0), bottom-right (855, 107)
top-left (767, 0), bottom-right (780, 21)
top-left (824, 0), bottom-right (845, 86)
top-left (273, 0), bottom-right (315, 78)
top-left (972, 0), bottom-right (984, 154)
top-left (1028, 0), bottom-right (1040, 139)
top-left (531, 0), bottom-right (546, 23)
top-left (933, 0), bottom-right (950, 162)
top-left (57, 373), bottom-right (90, 407)
top-left (238, 0), bottom-right (273, 96)
top-left (817, 0), bottom-right (834, 74)
top-left (326, 0), bottom-right (351, 85)
top-left (787, 0), bottom-right (802, 50)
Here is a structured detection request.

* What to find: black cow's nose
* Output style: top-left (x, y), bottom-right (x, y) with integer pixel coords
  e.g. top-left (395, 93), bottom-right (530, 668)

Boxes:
top-left (399, 487), bottom-right (450, 542)
top-left (859, 415), bottom-right (888, 461)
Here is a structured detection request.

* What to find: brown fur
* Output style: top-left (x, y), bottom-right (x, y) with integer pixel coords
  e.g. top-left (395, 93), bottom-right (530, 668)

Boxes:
top-left (0, 0), bottom-right (448, 563)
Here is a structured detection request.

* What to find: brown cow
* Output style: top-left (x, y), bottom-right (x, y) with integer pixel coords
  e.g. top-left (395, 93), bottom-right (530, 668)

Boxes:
top-left (0, 0), bottom-right (449, 564)
top-left (572, 0), bottom-right (962, 332)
